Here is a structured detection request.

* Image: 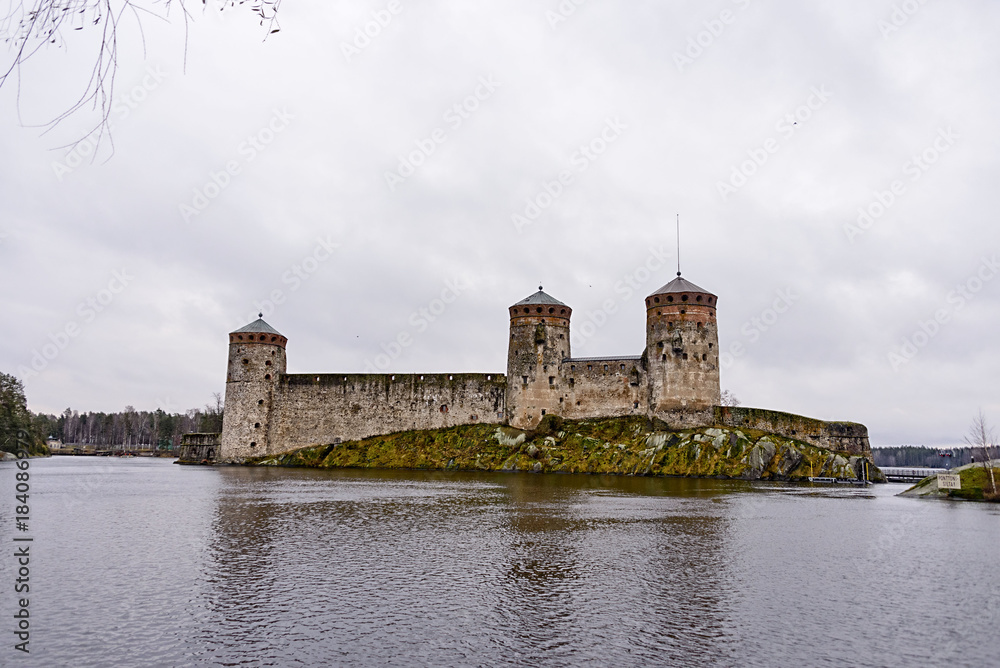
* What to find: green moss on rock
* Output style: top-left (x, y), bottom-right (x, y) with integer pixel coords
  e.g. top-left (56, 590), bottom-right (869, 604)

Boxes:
top-left (245, 416), bottom-right (880, 482)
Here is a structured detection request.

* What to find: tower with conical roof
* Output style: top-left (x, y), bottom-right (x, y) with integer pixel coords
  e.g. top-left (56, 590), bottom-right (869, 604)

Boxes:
top-left (219, 316), bottom-right (288, 462)
top-left (644, 274), bottom-right (720, 412)
top-left (506, 287), bottom-right (572, 428)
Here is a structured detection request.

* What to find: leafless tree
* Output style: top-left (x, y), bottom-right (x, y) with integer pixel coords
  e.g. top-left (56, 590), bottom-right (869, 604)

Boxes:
top-left (720, 389), bottom-right (741, 407)
top-left (1, 1), bottom-right (280, 146)
top-left (964, 409), bottom-right (997, 498)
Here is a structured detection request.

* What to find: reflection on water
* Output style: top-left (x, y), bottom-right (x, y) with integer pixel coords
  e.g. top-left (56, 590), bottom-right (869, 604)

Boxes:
top-left (3, 458), bottom-right (998, 667)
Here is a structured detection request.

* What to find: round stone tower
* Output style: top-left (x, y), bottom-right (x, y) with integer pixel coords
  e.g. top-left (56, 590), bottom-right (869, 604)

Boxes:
top-left (506, 287), bottom-right (572, 429)
top-left (644, 275), bottom-right (720, 413)
top-left (219, 317), bottom-right (287, 462)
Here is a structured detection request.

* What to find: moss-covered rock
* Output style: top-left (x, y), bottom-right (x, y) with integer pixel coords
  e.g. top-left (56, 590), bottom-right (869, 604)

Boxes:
top-left (245, 416), bottom-right (880, 482)
top-left (899, 461), bottom-right (1000, 501)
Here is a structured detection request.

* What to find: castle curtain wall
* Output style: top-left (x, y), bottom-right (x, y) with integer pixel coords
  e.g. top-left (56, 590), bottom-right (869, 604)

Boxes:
top-left (557, 358), bottom-right (649, 421)
top-left (267, 373), bottom-right (507, 453)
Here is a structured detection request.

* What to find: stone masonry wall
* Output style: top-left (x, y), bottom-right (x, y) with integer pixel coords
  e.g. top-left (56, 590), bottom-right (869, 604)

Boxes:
top-left (267, 372), bottom-right (507, 455)
top-left (557, 358), bottom-right (648, 420)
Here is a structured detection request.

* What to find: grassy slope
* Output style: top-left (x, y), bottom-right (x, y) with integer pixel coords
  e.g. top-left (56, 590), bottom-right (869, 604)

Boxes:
top-left (250, 415), bottom-right (878, 481)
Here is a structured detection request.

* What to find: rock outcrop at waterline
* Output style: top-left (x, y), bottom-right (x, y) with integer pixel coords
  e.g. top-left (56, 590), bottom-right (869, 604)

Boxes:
top-left (248, 415), bottom-right (883, 482)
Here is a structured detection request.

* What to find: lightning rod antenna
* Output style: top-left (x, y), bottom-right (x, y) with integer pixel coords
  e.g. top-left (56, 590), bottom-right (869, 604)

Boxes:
top-left (676, 213), bottom-right (681, 277)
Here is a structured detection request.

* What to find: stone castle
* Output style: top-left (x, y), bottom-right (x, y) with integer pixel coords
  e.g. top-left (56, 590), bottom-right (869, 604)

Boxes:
top-left (214, 273), bottom-right (871, 463)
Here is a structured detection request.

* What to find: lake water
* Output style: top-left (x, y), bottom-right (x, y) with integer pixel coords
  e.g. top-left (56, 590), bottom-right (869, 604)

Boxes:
top-left (1, 456), bottom-right (997, 667)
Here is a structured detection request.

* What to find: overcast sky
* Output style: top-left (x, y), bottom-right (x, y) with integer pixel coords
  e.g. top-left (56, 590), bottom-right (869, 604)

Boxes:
top-left (2, 0), bottom-right (998, 447)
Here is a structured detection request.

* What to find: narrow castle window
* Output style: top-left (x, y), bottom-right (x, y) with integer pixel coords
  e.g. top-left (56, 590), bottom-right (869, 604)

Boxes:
top-left (449, 375), bottom-right (453, 380)
top-left (620, 364), bottom-right (625, 371)
top-left (634, 401), bottom-right (639, 409)
top-left (258, 400), bottom-right (264, 406)
top-left (708, 343), bottom-right (713, 349)
top-left (682, 353), bottom-right (688, 360)
top-left (440, 405), bottom-right (448, 412)
top-left (391, 375), bottom-right (395, 380)
top-left (242, 359), bottom-right (249, 365)
top-left (250, 442), bottom-right (257, 448)
top-left (264, 374), bottom-right (271, 380)
top-left (603, 365), bottom-right (608, 372)
top-left (569, 378), bottom-right (575, 386)
top-left (254, 423), bottom-right (261, 429)
top-left (487, 375), bottom-right (491, 380)
top-left (702, 354), bottom-right (707, 361)
top-left (541, 409), bottom-right (546, 415)
top-left (559, 397), bottom-right (563, 403)
top-left (571, 364), bottom-right (575, 371)
top-left (657, 342), bottom-right (664, 348)
top-left (265, 360), bottom-right (272, 366)
top-left (697, 322), bottom-right (703, 328)
top-left (522, 376), bottom-right (528, 384)
top-left (657, 311), bottom-right (661, 316)
top-left (668, 322), bottom-right (673, 327)
top-left (587, 365), bottom-right (593, 371)
top-left (662, 354), bottom-right (666, 361)
top-left (549, 376), bottom-right (555, 385)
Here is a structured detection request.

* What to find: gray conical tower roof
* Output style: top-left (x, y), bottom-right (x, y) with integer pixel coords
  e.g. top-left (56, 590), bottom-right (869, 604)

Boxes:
top-left (649, 275), bottom-right (715, 298)
top-left (512, 286), bottom-right (567, 307)
top-left (231, 317), bottom-right (283, 336)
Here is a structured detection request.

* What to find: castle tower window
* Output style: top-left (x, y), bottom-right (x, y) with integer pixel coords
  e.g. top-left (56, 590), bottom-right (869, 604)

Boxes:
top-left (576, 401), bottom-right (581, 406)
top-left (682, 353), bottom-right (688, 360)
top-left (391, 375), bottom-right (395, 380)
top-left (249, 442), bottom-right (257, 448)
top-left (681, 295), bottom-right (688, 301)
top-left (548, 307), bottom-right (554, 314)
top-left (449, 375), bottom-right (453, 380)
top-left (571, 365), bottom-right (575, 371)
top-left (603, 365), bottom-right (608, 372)
top-left (667, 296), bottom-right (674, 302)
top-left (654, 296), bottom-right (660, 303)
top-left (662, 354), bottom-right (667, 361)
top-left (264, 374), bottom-right (271, 380)
top-left (560, 309), bottom-right (566, 314)
top-left (265, 360), bottom-right (272, 366)
top-left (238, 335), bottom-right (244, 341)
top-left (271, 336), bottom-right (277, 341)
top-left (242, 359), bottom-right (249, 365)
top-left (657, 342), bottom-right (664, 348)
top-left (620, 364), bottom-right (625, 370)
top-left (697, 322), bottom-right (703, 328)
top-left (254, 423), bottom-right (261, 429)
top-left (668, 322), bottom-right (673, 327)
top-left (559, 397), bottom-right (563, 403)
top-left (657, 311), bottom-right (661, 316)
top-left (702, 354), bottom-right (707, 361)
top-left (634, 401), bottom-right (639, 409)
top-left (523, 376), bottom-right (528, 384)
top-left (541, 409), bottom-right (546, 415)
top-left (569, 378), bottom-right (575, 386)
top-left (680, 309), bottom-right (686, 314)
top-left (549, 376), bottom-right (555, 385)
top-left (440, 405), bottom-right (448, 412)
top-left (258, 400), bottom-right (264, 406)
top-left (487, 375), bottom-right (491, 380)
top-left (536, 307), bottom-right (543, 313)
top-left (708, 343), bottom-right (713, 349)
top-left (588, 365), bottom-right (593, 371)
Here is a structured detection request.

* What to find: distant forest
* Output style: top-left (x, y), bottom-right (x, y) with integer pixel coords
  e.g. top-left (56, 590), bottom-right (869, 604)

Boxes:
top-left (37, 393), bottom-right (224, 450)
top-left (872, 446), bottom-right (983, 468)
